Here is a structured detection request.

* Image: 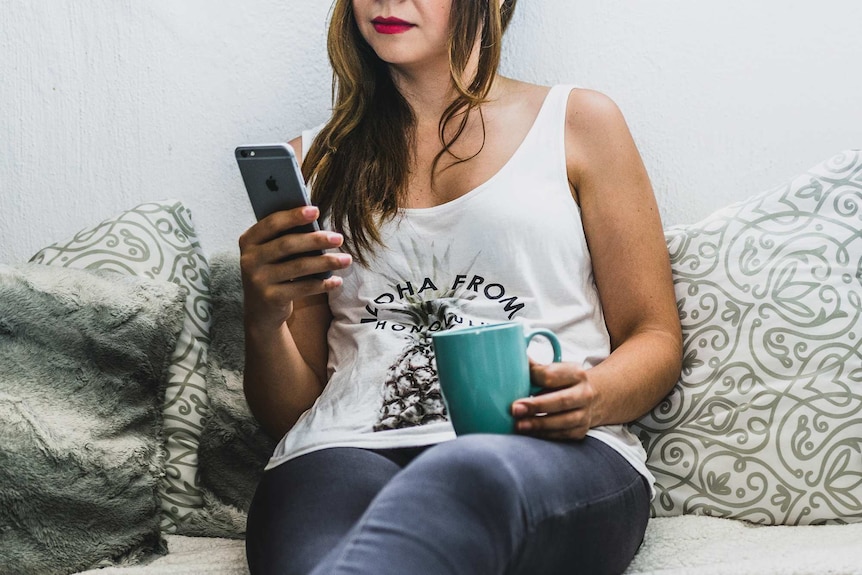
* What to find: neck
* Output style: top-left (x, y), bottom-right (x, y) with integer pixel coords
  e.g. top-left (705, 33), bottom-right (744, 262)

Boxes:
top-left (389, 61), bottom-right (458, 126)
top-left (387, 37), bottom-right (491, 126)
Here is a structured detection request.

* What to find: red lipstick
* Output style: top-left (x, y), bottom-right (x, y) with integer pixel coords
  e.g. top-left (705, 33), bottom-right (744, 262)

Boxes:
top-left (372, 17), bottom-right (415, 35)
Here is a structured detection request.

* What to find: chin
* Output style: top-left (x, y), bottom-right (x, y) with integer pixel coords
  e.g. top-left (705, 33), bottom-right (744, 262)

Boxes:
top-left (370, 46), bottom-right (445, 71)
top-left (369, 52), bottom-right (417, 68)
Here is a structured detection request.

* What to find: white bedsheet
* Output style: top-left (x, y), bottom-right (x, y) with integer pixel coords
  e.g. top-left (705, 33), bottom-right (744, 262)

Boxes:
top-left (76, 516), bottom-right (862, 575)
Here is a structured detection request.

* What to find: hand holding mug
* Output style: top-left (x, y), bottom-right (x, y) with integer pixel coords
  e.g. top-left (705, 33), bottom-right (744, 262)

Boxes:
top-left (431, 322), bottom-right (562, 435)
top-left (512, 360), bottom-right (597, 441)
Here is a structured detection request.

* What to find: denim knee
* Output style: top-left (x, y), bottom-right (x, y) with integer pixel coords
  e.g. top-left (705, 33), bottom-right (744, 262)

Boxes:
top-left (404, 435), bottom-right (530, 512)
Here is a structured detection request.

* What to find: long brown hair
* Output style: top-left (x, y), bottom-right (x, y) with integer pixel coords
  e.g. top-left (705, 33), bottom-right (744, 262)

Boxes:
top-left (302, 0), bottom-right (518, 265)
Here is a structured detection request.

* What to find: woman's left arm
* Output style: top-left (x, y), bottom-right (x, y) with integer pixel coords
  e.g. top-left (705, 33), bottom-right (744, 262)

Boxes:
top-left (513, 89), bottom-right (682, 440)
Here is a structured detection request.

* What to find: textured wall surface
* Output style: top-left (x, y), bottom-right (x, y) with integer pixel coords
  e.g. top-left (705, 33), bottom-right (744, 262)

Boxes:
top-left (2, 0), bottom-right (861, 262)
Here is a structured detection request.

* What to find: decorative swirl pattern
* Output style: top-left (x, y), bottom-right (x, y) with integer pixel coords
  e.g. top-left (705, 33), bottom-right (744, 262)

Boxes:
top-left (30, 200), bottom-right (213, 533)
top-left (632, 150), bottom-right (862, 525)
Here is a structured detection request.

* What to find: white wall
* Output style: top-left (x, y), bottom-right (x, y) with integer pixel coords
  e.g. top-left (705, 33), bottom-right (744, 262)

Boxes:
top-left (2, 0), bottom-right (860, 263)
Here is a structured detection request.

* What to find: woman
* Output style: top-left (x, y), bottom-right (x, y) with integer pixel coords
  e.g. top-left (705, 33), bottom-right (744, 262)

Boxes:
top-left (240, 1), bottom-right (682, 573)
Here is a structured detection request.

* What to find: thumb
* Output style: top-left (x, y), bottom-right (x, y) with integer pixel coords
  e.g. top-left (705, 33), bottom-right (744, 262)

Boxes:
top-left (529, 359), bottom-right (548, 384)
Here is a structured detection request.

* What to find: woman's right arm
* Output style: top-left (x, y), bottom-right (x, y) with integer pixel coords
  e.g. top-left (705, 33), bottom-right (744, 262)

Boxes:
top-left (239, 139), bottom-right (351, 440)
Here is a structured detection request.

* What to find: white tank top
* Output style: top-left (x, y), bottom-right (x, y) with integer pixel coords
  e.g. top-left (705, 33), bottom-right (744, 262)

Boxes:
top-left (266, 85), bottom-right (656, 490)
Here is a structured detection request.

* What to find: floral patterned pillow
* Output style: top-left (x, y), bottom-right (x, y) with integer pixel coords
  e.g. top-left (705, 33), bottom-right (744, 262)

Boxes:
top-left (30, 200), bottom-right (212, 533)
top-left (632, 150), bottom-right (862, 525)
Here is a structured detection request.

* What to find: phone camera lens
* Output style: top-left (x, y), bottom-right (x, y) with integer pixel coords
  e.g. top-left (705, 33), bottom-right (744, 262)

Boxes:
top-left (240, 150), bottom-right (249, 158)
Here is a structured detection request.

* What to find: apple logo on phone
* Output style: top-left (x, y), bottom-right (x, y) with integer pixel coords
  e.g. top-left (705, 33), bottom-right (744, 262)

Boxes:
top-left (265, 176), bottom-right (278, 192)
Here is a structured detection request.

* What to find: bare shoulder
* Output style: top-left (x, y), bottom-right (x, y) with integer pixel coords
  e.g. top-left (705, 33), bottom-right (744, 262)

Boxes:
top-left (565, 89), bottom-right (629, 145)
top-left (564, 89), bottom-right (640, 190)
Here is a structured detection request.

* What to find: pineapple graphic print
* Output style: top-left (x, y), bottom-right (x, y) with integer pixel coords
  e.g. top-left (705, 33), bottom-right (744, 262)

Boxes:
top-left (372, 239), bottom-right (478, 432)
top-left (374, 293), bottom-right (462, 431)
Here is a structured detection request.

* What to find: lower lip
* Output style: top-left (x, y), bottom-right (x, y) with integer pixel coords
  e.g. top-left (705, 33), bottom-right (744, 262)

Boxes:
top-left (372, 23), bottom-right (414, 35)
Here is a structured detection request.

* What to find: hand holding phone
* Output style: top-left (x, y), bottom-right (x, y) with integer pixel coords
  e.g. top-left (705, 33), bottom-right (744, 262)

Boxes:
top-left (235, 143), bottom-right (332, 280)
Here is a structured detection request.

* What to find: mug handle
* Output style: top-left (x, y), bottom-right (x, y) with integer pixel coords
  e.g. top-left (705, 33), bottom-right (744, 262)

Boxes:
top-left (524, 329), bottom-right (562, 395)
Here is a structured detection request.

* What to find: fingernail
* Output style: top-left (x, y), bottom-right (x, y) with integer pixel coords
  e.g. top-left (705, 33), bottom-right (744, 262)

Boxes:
top-left (335, 254), bottom-right (352, 265)
top-left (512, 404), bottom-right (528, 417)
top-left (327, 232), bottom-right (343, 245)
top-left (303, 206), bottom-right (319, 218)
top-left (517, 420), bottom-right (531, 431)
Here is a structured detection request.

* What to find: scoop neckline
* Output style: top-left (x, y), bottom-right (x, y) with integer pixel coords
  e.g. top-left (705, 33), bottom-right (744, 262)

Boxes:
top-left (401, 85), bottom-right (558, 217)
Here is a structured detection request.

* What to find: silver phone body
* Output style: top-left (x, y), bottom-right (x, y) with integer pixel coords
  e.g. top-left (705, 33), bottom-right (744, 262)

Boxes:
top-left (235, 143), bottom-right (331, 279)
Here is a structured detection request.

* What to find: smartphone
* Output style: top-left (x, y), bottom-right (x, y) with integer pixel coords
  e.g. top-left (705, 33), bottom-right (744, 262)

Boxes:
top-left (235, 143), bottom-right (332, 280)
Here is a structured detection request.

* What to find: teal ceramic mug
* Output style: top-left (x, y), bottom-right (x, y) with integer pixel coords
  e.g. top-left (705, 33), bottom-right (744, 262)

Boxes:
top-left (431, 322), bottom-right (562, 435)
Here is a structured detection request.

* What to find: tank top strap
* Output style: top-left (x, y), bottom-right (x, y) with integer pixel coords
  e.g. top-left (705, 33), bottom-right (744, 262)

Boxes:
top-left (514, 84), bottom-right (577, 186)
top-left (300, 124), bottom-right (326, 162)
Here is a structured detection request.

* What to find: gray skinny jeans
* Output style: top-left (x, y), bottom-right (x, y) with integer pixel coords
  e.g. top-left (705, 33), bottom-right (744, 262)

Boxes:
top-left (246, 434), bottom-right (650, 575)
